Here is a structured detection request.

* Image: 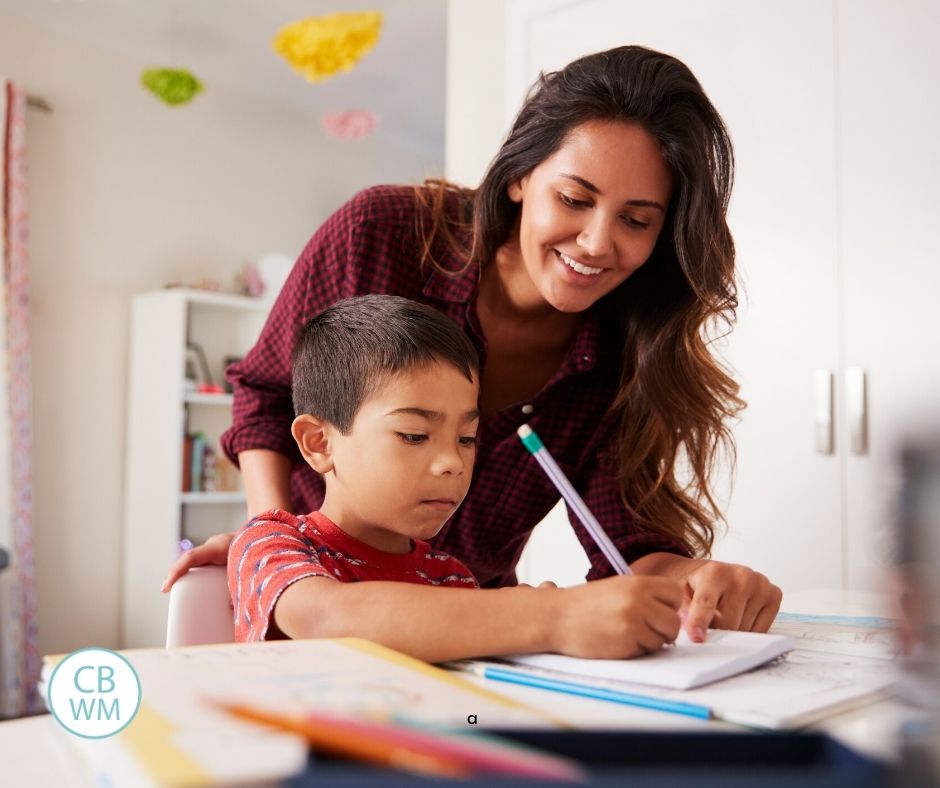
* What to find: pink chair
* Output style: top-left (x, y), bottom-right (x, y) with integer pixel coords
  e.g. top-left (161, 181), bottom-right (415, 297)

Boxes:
top-left (165, 566), bottom-right (235, 647)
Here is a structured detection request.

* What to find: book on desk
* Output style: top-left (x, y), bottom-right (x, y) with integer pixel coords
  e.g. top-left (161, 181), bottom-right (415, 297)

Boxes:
top-left (39, 614), bottom-right (899, 785)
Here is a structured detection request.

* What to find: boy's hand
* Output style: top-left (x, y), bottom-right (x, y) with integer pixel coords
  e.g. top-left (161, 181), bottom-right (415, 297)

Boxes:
top-left (550, 576), bottom-right (683, 658)
top-left (161, 532), bottom-right (235, 592)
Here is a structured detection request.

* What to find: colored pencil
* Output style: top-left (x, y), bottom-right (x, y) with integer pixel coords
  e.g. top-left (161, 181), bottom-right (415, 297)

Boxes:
top-left (474, 664), bottom-right (712, 720)
top-left (517, 424), bottom-right (632, 575)
top-left (214, 702), bottom-right (586, 781)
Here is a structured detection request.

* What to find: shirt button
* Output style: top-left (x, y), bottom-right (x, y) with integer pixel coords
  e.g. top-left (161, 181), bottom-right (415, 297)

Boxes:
top-left (521, 404), bottom-right (534, 415)
top-left (581, 355), bottom-right (591, 363)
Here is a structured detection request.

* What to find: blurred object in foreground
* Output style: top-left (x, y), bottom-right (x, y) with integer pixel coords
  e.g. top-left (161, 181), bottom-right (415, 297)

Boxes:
top-left (895, 437), bottom-right (940, 780)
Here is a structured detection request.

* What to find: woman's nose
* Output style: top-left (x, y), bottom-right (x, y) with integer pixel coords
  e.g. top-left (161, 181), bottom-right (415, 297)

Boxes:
top-left (577, 213), bottom-right (614, 257)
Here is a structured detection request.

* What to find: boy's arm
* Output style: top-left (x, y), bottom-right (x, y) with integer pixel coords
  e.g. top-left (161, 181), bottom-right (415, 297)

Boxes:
top-left (274, 574), bottom-right (684, 663)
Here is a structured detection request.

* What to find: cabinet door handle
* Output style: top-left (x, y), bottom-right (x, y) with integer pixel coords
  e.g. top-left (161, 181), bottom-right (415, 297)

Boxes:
top-left (846, 367), bottom-right (867, 454)
top-left (814, 369), bottom-right (834, 454)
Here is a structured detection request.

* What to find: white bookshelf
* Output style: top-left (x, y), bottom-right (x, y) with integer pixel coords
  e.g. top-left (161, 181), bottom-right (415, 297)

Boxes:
top-left (183, 392), bottom-right (234, 406)
top-left (180, 491), bottom-right (247, 505)
top-left (122, 289), bottom-right (268, 647)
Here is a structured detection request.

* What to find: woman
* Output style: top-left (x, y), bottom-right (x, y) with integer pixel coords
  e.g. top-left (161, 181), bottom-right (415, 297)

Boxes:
top-left (164, 45), bottom-right (781, 643)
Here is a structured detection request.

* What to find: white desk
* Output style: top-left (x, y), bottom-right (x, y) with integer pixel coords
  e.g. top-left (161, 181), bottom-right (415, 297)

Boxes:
top-left (1, 589), bottom-right (932, 785)
top-left (0, 713), bottom-right (97, 788)
top-left (457, 589), bottom-right (926, 762)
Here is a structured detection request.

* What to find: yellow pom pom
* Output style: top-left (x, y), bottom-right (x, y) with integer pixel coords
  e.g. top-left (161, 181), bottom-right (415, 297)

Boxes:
top-left (273, 11), bottom-right (383, 83)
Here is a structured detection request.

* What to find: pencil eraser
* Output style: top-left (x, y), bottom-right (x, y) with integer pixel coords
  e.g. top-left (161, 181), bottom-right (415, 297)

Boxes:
top-left (517, 424), bottom-right (543, 454)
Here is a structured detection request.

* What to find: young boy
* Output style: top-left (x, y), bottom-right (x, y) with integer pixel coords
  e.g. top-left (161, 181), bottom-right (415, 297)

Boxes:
top-left (229, 295), bottom-right (683, 662)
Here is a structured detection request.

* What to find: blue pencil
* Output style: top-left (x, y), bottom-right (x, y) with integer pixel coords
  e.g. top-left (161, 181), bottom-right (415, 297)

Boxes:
top-left (479, 665), bottom-right (711, 721)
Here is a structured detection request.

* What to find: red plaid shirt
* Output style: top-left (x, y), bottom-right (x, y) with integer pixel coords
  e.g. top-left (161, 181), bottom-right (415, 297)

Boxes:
top-left (221, 185), bottom-right (687, 587)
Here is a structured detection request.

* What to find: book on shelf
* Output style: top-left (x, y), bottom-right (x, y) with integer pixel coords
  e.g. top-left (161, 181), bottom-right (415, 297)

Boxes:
top-left (182, 434), bottom-right (242, 494)
top-left (190, 432), bottom-right (206, 492)
top-left (181, 434), bottom-right (193, 492)
top-left (215, 454), bottom-right (240, 492)
top-left (203, 445), bottom-right (217, 491)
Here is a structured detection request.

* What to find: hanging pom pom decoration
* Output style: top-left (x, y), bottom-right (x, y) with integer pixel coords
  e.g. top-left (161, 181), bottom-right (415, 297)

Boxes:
top-left (141, 68), bottom-right (204, 106)
top-left (273, 12), bottom-right (383, 83)
top-left (320, 110), bottom-right (380, 140)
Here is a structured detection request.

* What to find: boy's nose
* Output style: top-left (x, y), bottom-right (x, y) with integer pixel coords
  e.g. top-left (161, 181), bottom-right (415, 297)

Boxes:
top-left (430, 446), bottom-right (465, 476)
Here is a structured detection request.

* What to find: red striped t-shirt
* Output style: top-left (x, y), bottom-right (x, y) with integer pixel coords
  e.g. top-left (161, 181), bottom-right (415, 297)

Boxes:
top-left (228, 509), bottom-right (479, 642)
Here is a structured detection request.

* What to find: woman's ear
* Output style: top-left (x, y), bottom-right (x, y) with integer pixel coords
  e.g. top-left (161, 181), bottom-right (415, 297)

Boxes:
top-left (507, 178), bottom-right (524, 203)
top-left (291, 415), bottom-right (334, 474)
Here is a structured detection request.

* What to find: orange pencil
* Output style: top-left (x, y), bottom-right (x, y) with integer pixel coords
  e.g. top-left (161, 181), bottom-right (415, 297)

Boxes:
top-left (216, 702), bottom-right (471, 779)
top-left (213, 701), bottom-right (585, 782)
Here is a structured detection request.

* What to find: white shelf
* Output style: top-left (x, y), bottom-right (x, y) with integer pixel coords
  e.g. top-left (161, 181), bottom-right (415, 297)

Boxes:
top-left (166, 288), bottom-right (269, 311)
top-left (181, 491), bottom-right (246, 505)
top-left (124, 288), bottom-right (268, 647)
top-left (184, 391), bottom-right (234, 406)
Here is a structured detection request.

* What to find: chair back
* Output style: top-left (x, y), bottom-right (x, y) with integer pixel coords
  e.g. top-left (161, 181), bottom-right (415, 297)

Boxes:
top-left (165, 565), bottom-right (235, 648)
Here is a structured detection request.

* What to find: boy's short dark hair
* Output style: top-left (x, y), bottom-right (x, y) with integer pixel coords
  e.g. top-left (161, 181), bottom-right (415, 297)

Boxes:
top-left (292, 294), bottom-right (479, 433)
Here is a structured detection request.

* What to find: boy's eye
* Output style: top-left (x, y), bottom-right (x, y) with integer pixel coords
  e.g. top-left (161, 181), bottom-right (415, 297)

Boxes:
top-left (397, 433), bottom-right (428, 445)
top-left (459, 436), bottom-right (477, 447)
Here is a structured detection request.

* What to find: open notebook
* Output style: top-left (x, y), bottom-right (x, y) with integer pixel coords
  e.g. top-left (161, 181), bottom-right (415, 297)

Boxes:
top-left (495, 629), bottom-right (795, 690)
top-left (451, 617), bottom-right (899, 730)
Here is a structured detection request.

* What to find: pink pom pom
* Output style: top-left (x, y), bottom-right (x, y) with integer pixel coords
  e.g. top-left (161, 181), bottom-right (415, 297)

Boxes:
top-left (320, 110), bottom-right (379, 140)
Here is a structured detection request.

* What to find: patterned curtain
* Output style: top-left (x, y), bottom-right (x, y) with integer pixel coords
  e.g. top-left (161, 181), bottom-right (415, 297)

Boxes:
top-left (0, 80), bottom-right (38, 718)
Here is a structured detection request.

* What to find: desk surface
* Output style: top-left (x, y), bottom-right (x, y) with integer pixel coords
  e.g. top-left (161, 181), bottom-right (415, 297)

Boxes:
top-left (0, 588), bottom-right (928, 786)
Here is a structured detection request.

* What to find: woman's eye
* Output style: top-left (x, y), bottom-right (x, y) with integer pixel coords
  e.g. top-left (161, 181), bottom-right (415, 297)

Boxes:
top-left (621, 215), bottom-right (650, 229)
top-left (459, 436), bottom-right (477, 447)
top-left (397, 433), bottom-right (427, 445)
top-left (559, 193), bottom-right (589, 208)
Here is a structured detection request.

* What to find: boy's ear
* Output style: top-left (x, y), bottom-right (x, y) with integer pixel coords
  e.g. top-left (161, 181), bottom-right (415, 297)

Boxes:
top-left (291, 415), bottom-right (334, 474)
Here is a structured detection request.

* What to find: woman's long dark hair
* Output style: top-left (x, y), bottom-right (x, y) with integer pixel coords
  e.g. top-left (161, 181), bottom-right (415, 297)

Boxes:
top-left (414, 45), bottom-right (744, 558)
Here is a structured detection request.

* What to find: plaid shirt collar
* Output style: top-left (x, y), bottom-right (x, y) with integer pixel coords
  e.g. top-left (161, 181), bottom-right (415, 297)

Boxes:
top-left (421, 260), bottom-right (607, 377)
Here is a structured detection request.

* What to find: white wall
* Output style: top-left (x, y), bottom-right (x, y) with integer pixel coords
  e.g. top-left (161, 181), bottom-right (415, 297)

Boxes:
top-left (0, 10), bottom-right (442, 656)
top-left (445, 0), bottom-right (506, 187)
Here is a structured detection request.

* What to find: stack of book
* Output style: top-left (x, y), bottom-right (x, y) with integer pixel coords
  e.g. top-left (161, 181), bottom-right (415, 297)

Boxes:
top-left (181, 434), bottom-right (239, 492)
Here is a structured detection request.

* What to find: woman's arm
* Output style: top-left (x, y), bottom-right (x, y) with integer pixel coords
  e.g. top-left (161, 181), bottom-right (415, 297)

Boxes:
top-left (240, 449), bottom-right (293, 515)
top-left (274, 574), bottom-right (684, 664)
top-left (160, 449), bottom-right (294, 592)
top-left (568, 446), bottom-right (782, 640)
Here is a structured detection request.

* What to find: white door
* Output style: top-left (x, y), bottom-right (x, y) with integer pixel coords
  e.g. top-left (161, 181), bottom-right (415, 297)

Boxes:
top-left (837, 0), bottom-right (940, 589)
top-left (507, 0), bottom-right (845, 592)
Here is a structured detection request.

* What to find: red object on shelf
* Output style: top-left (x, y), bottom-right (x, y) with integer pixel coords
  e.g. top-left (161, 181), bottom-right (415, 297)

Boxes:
top-left (197, 383), bottom-right (225, 394)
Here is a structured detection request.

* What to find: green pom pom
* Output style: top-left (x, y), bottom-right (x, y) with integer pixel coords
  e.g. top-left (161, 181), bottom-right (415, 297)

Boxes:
top-left (141, 68), bottom-right (204, 106)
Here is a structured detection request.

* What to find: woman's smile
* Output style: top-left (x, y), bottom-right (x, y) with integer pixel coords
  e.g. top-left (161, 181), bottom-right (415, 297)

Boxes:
top-left (555, 249), bottom-right (608, 280)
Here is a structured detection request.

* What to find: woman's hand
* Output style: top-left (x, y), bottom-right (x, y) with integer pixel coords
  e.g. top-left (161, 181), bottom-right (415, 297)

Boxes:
top-left (680, 559), bottom-right (782, 640)
top-left (631, 553), bottom-right (782, 642)
top-left (160, 532), bottom-right (235, 592)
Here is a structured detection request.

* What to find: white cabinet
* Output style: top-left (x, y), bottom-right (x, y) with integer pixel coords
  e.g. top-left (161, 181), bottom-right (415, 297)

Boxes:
top-left (505, 0), bottom-right (940, 593)
top-left (121, 289), bottom-right (267, 647)
top-left (835, 0), bottom-right (940, 588)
